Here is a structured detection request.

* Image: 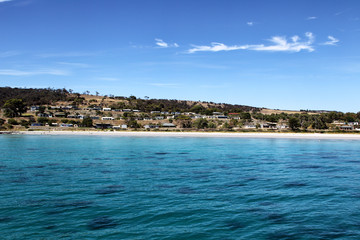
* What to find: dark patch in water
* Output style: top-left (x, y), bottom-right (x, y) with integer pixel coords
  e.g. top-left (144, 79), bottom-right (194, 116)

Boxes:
top-left (87, 216), bottom-right (117, 230)
top-left (218, 165), bottom-right (231, 169)
top-left (0, 216), bottom-right (13, 223)
top-left (295, 165), bottom-right (322, 169)
top-left (186, 158), bottom-right (205, 162)
top-left (94, 157), bottom-right (111, 160)
top-left (266, 231), bottom-right (297, 240)
top-left (226, 182), bottom-right (246, 187)
top-left (259, 201), bottom-right (273, 206)
top-left (245, 177), bottom-right (258, 182)
top-left (100, 170), bottom-right (116, 174)
top-left (26, 165), bottom-right (46, 169)
top-left (155, 152), bottom-right (169, 155)
top-left (225, 220), bottom-right (245, 230)
top-left (55, 200), bottom-right (93, 209)
top-left (12, 176), bottom-right (30, 183)
top-left (283, 182), bottom-right (307, 188)
top-left (95, 185), bottom-right (124, 195)
top-left (177, 187), bottom-right (196, 194)
top-left (34, 172), bottom-right (51, 177)
top-left (82, 157), bottom-right (89, 160)
top-left (44, 225), bottom-right (56, 230)
top-left (266, 213), bottom-right (286, 224)
top-left (157, 184), bottom-right (173, 189)
top-left (26, 148), bottom-right (39, 151)
top-left (178, 152), bottom-right (189, 155)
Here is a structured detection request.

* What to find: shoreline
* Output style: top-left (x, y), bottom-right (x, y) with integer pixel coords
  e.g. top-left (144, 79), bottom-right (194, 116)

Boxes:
top-left (3, 130), bottom-right (360, 140)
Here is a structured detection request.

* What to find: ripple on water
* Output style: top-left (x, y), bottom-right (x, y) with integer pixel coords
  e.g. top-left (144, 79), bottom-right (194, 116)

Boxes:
top-left (95, 185), bottom-right (125, 195)
top-left (87, 216), bottom-right (118, 230)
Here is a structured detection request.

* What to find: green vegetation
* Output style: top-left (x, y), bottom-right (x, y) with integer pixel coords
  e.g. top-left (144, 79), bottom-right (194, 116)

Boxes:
top-left (3, 99), bottom-right (27, 117)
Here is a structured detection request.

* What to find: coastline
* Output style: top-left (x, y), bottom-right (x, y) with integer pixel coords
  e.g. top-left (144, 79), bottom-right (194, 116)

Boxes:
top-left (3, 130), bottom-right (360, 140)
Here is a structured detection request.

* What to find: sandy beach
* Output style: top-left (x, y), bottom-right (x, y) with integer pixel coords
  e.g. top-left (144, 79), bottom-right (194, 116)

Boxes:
top-left (5, 130), bottom-right (360, 140)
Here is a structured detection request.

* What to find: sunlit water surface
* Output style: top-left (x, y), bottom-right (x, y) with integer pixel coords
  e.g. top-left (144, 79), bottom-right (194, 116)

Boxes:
top-left (1, 135), bottom-right (360, 239)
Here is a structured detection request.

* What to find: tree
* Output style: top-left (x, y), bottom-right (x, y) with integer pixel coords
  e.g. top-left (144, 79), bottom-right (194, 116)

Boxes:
top-left (193, 118), bottom-right (208, 129)
top-left (81, 117), bottom-right (93, 127)
top-left (3, 99), bottom-right (27, 117)
top-left (289, 117), bottom-right (301, 131)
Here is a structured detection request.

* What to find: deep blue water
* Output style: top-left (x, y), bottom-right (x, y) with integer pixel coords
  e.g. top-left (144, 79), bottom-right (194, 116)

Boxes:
top-left (1, 135), bottom-right (360, 239)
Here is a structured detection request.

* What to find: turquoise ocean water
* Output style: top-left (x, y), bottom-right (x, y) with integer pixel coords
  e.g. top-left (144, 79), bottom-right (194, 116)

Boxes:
top-left (1, 135), bottom-right (360, 239)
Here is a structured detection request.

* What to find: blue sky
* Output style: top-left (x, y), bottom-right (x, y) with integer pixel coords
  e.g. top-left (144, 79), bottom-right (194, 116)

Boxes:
top-left (0, 0), bottom-right (359, 112)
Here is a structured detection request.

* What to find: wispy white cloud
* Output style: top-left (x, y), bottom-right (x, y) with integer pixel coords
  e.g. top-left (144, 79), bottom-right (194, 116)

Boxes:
top-left (322, 36), bottom-right (339, 45)
top-left (155, 39), bottom-right (179, 48)
top-left (306, 16), bottom-right (317, 20)
top-left (57, 62), bottom-right (90, 68)
top-left (247, 22), bottom-right (254, 26)
top-left (0, 69), bottom-right (69, 76)
top-left (0, 0), bottom-right (13, 3)
top-left (149, 83), bottom-right (180, 88)
top-left (37, 51), bottom-right (101, 58)
top-left (0, 51), bottom-right (20, 57)
top-left (188, 32), bottom-right (315, 53)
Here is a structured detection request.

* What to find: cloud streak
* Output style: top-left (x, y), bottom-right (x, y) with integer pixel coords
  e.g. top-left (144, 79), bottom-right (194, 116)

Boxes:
top-left (0, 0), bottom-right (13, 3)
top-left (322, 36), bottom-right (339, 45)
top-left (306, 16), bottom-right (317, 20)
top-left (0, 69), bottom-right (69, 76)
top-left (188, 32), bottom-right (315, 53)
top-left (149, 83), bottom-right (180, 88)
top-left (155, 39), bottom-right (179, 48)
top-left (0, 51), bottom-right (20, 57)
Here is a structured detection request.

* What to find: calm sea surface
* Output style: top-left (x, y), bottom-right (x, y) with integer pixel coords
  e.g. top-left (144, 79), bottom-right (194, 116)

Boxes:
top-left (1, 135), bottom-right (360, 239)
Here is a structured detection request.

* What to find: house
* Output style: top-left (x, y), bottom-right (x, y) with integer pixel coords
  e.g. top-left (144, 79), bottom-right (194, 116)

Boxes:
top-left (133, 110), bottom-right (140, 112)
top-left (261, 123), bottom-right (277, 129)
top-left (277, 124), bottom-right (289, 129)
top-left (37, 113), bottom-right (52, 118)
top-left (212, 112), bottom-right (222, 115)
top-left (154, 116), bottom-right (164, 120)
top-left (30, 106), bottom-right (39, 112)
top-left (103, 108), bottom-right (111, 111)
top-left (101, 117), bottom-right (114, 120)
top-left (217, 115), bottom-right (228, 119)
top-left (60, 123), bottom-right (74, 127)
top-left (340, 125), bottom-right (353, 131)
top-left (244, 124), bottom-right (256, 129)
top-left (114, 124), bottom-right (127, 129)
top-left (122, 109), bottom-right (132, 112)
top-left (31, 123), bottom-right (43, 126)
top-left (151, 111), bottom-right (161, 114)
top-left (90, 116), bottom-right (100, 120)
top-left (162, 123), bottom-right (176, 128)
top-left (144, 124), bottom-right (159, 129)
top-left (54, 112), bottom-right (66, 118)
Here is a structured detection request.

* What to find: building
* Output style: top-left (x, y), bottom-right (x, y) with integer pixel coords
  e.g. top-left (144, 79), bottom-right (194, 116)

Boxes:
top-left (101, 117), bottom-right (114, 120)
top-left (162, 123), bottom-right (176, 128)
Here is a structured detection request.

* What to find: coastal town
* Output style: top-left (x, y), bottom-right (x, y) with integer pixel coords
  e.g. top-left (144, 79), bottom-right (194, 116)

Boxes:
top-left (1, 87), bottom-right (359, 132)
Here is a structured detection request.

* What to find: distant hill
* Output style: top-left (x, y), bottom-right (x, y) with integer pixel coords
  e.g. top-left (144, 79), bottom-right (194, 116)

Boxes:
top-left (0, 87), bottom-right (261, 113)
top-left (0, 87), bottom-right (69, 107)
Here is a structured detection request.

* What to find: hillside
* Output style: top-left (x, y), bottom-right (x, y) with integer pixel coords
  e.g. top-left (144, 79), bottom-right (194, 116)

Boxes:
top-left (0, 87), bottom-right (261, 113)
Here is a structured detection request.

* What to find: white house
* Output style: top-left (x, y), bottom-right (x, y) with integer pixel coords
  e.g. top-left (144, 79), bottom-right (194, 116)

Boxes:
top-left (101, 117), bottom-right (114, 120)
top-left (103, 108), bottom-right (112, 111)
